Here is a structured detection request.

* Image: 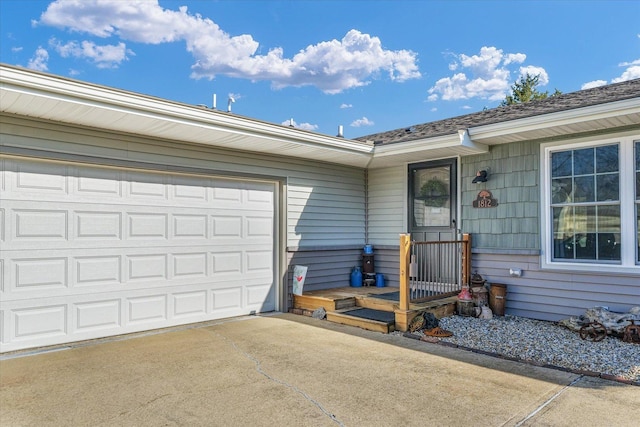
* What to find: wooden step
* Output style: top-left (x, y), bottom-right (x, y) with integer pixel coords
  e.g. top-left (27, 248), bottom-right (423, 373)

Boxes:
top-left (412, 296), bottom-right (458, 319)
top-left (293, 293), bottom-right (356, 312)
top-left (355, 295), bottom-right (397, 312)
top-left (326, 308), bottom-right (395, 334)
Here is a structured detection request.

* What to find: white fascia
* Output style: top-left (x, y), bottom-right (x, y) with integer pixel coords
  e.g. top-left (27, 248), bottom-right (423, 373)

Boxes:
top-left (371, 129), bottom-right (488, 159)
top-left (0, 65), bottom-right (373, 159)
top-left (469, 98), bottom-right (640, 142)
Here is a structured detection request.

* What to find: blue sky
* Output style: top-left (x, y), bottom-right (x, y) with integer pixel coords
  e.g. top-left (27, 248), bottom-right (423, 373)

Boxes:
top-left (1, 0), bottom-right (639, 138)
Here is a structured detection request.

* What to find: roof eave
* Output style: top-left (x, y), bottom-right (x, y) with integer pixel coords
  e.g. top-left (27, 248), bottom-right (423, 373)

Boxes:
top-left (0, 64), bottom-right (373, 168)
top-left (367, 130), bottom-right (488, 168)
top-left (469, 97), bottom-right (640, 144)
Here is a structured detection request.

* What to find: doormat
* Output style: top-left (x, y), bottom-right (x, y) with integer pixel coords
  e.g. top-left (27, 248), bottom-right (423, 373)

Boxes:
top-left (370, 291), bottom-right (400, 301)
top-left (341, 308), bottom-right (395, 323)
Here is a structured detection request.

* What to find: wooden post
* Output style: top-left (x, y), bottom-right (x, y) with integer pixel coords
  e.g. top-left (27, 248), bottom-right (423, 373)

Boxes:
top-left (395, 233), bottom-right (413, 332)
top-left (462, 233), bottom-right (471, 286)
top-left (399, 234), bottom-right (411, 312)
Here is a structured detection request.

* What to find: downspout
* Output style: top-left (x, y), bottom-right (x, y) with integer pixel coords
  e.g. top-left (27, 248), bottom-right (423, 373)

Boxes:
top-left (364, 168), bottom-right (369, 244)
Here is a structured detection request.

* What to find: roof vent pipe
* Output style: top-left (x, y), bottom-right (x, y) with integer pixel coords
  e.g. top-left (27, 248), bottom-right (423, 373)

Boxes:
top-left (289, 118), bottom-right (295, 127)
top-left (227, 96), bottom-right (235, 112)
top-left (337, 125), bottom-right (344, 138)
top-left (212, 94), bottom-right (217, 110)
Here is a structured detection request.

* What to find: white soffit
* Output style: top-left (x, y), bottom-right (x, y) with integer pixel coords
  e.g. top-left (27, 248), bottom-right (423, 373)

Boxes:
top-left (0, 65), bottom-right (373, 168)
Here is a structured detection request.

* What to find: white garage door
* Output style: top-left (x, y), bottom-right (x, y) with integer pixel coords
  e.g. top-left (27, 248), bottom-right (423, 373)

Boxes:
top-left (0, 157), bottom-right (277, 353)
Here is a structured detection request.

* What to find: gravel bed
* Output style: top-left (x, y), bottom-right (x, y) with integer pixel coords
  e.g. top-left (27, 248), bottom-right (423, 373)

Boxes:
top-left (406, 315), bottom-right (640, 384)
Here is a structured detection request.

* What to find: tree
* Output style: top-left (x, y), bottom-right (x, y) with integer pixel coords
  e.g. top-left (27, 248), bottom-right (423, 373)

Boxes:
top-left (501, 73), bottom-right (561, 106)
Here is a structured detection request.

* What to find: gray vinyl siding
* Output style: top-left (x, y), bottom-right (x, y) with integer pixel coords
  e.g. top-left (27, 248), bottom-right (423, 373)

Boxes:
top-left (472, 253), bottom-right (640, 321)
top-left (367, 165), bottom-right (405, 245)
top-left (287, 176), bottom-right (365, 247)
top-left (461, 141), bottom-right (540, 250)
top-left (286, 248), bottom-right (362, 306)
top-left (369, 247), bottom-right (400, 288)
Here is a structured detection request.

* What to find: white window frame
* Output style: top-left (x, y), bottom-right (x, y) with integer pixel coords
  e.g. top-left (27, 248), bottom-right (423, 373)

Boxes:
top-left (540, 133), bottom-right (639, 274)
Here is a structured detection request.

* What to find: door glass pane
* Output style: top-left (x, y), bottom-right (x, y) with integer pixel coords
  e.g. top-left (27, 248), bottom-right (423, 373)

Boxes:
top-left (413, 166), bottom-right (451, 227)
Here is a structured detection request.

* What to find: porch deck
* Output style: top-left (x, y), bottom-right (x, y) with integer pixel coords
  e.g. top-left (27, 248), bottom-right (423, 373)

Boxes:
top-left (292, 286), bottom-right (458, 333)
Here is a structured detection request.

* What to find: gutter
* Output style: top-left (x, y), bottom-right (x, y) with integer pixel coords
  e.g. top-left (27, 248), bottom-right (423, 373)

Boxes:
top-left (469, 97), bottom-right (640, 142)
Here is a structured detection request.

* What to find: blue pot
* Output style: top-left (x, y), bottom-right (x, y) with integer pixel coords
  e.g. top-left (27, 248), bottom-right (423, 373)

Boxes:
top-left (350, 267), bottom-right (363, 287)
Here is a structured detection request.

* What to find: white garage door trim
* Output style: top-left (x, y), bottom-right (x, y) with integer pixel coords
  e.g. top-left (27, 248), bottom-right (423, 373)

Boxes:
top-left (0, 155), bottom-right (279, 353)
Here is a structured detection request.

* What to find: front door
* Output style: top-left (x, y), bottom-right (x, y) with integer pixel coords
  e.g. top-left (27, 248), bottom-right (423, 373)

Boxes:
top-left (408, 158), bottom-right (458, 241)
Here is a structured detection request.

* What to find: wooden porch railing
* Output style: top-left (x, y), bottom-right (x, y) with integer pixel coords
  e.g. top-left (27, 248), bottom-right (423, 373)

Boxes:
top-left (399, 233), bottom-right (471, 313)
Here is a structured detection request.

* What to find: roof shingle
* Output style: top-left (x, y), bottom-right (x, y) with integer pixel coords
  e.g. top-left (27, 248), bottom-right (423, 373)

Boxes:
top-left (356, 78), bottom-right (640, 145)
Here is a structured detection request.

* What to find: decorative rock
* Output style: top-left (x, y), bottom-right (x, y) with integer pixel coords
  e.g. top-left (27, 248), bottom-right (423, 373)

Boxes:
top-left (403, 314), bottom-right (640, 383)
top-left (312, 307), bottom-right (326, 320)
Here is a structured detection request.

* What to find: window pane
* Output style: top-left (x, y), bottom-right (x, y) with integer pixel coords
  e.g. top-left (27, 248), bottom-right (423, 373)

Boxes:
top-left (597, 205), bottom-right (621, 232)
top-left (574, 176), bottom-right (594, 202)
top-left (551, 178), bottom-right (572, 204)
top-left (413, 166), bottom-right (450, 227)
top-left (552, 151), bottom-right (572, 177)
top-left (574, 148), bottom-right (594, 175)
top-left (596, 145), bottom-right (618, 173)
top-left (596, 173), bottom-right (619, 202)
top-left (598, 233), bottom-right (620, 260)
top-left (597, 205), bottom-right (620, 262)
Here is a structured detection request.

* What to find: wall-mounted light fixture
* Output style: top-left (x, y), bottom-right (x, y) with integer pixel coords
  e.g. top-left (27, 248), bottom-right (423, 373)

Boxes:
top-left (472, 170), bottom-right (488, 183)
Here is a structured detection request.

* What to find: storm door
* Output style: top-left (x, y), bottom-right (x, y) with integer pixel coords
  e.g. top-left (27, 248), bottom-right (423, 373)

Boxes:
top-left (409, 158), bottom-right (458, 241)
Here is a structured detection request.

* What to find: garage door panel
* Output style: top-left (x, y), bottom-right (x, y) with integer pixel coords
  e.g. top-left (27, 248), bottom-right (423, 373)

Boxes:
top-left (246, 284), bottom-right (276, 307)
top-left (14, 161), bottom-right (69, 194)
top-left (76, 255), bottom-right (123, 286)
top-left (173, 290), bottom-right (207, 318)
top-left (14, 209), bottom-right (68, 240)
top-left (76, 211), bottom-right (123, 240)
top-left (211, 287), bottom-right (243, 311)
top-left (76, 168), bottom-right (123, 197)
top-left (74, 299), bottom-right (122, 332)
top-left (1, 157), bottom-right (278, 352)
top-left (173, 214), bottom-right (208, 238)
top-left (12, 257), bottom-right (69, 291)
top-left (12, 304), bottom-right (68, 342)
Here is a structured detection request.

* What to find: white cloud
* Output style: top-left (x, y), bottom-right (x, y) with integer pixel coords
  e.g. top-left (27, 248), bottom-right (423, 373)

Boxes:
top-left (350, 117), bottom-right (374, 127)
top-left (519, 65), bottom-right (549, 85)
top-left (11, 46), bottom-right (23, 53)
top-left (340, 103), bottom-right (353, 109)
top-left (611, 65), bottom-right (640, 83)
top-left (427, 46), bottom-right (546, 102)
top-left (430, 107), bottom-right (437, 112)
top-left (619, 59), bottom-right (640, 67)
top-left (297, 122), bottom-right (319, 131)
top-left (462, 105), bottom-right (472, 110)
top-left (38, 0), bottom-right (420, 93)
top-left (581, 55), bottom-right (640, 88)
top-left (581, 80), bottom-right (608, 90)
top-left (50, 38), bottom-right (133, 68)
top-left (27, 47), bottom-right (49, 71)
top-left (504, 53), bottom-right (526, 65)
top-left (281, 119), bottom-right (318, 131)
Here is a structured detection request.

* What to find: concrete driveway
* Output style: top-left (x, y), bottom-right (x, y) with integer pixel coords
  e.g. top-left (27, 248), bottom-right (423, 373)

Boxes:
top-left (1, 313), bottom-right (638, 426)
